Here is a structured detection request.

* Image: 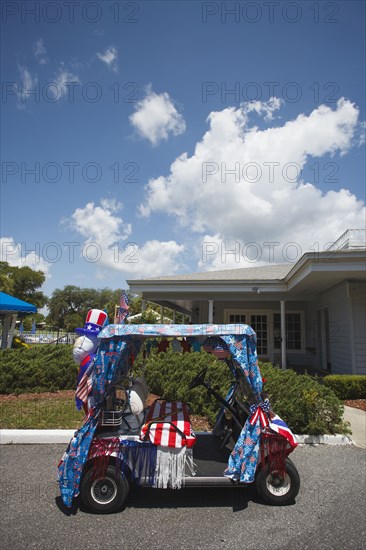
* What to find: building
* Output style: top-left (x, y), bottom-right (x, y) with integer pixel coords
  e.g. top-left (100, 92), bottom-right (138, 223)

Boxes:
top-left (128, 230), bottom-right (366, 375)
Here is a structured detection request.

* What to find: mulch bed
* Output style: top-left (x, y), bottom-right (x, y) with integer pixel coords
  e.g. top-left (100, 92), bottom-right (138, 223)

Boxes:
top-left (343, 400), bottom-right (366, 412)
top-left (0, 390), bottom-right (75, 402)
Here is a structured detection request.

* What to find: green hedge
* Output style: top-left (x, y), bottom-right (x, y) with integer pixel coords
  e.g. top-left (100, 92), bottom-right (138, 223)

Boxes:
top-left (134, 351), bottom-right (349, 435)
top-left (134, 350), bottom-right (232, 425)
top-left (323, 375), bottom-right (366, 399)
top-left (260, 364), bottom-right (349, 435)
top-left (0, 346), bottom-right (351, 435)
top-left (0, 345), bottom-right (77, 394)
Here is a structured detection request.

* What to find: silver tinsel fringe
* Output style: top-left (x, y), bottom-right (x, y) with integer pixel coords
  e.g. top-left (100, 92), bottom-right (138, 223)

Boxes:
top-left (154, 446), bottom-right (195, 489)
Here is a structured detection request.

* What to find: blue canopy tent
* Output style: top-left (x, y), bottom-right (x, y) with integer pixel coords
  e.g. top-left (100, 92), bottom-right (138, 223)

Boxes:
top-left (0, 292), bottom-right (37, 349)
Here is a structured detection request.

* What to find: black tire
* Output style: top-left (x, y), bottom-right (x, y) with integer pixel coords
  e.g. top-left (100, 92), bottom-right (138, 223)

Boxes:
top-left (256, 457), bottom-right (300, 506)
top-left (80, 464), bottom-right (130, 514)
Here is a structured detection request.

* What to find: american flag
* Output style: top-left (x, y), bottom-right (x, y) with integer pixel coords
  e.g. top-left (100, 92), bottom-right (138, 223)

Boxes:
top-left (141, 401), bottom-right (196, 448)
top-left (269, 414), bottom-right (298, 449)
top-left (117, 290), bottom-right (130, 323)
top-left (75, 369), bottom-right (93, 410)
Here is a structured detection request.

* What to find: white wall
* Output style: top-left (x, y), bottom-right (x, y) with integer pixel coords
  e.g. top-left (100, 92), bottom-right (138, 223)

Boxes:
top-left (349, 282), bottom-right (366, 375)
top-left (318, 282), bottom-right (352, 374)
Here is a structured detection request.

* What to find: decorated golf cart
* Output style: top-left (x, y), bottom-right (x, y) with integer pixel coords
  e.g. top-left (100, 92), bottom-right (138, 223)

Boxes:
top-left (58, 320), bottom-right (300, 513)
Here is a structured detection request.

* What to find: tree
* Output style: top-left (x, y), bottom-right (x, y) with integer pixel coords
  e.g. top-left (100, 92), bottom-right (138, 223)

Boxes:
top-left (21, 312), bottom-right (46, 331)
top-left (47, 286), bottom-right (122, 331)
top-left (0, 262), bottom-right (47, 308)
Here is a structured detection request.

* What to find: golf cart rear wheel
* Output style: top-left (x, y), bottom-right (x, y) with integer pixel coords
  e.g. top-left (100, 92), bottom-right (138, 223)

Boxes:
top-left (80, 464), bottom-right (130, 513)
top-left (256, 457), bottom-right (300, 505)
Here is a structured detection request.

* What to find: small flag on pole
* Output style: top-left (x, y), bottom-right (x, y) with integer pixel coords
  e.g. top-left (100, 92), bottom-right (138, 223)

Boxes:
top-left (117, 290), bottom-right (130, 323)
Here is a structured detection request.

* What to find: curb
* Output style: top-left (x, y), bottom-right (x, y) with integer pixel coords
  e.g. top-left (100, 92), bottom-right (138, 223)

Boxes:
top-left (295, 434), bottom-right (353, 445)
top-left (0, 429), bottom-right (75, 444)
top-left (0, 429), bottom-right (354, 445)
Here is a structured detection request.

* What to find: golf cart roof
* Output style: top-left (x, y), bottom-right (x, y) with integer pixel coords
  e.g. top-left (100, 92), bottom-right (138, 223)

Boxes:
top-left (98, 323), bottom-right (255, 339)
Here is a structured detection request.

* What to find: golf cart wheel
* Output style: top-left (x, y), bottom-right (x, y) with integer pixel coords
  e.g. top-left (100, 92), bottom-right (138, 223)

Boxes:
top-left (256, 457), bottom-right (300, 506)
top-left (80, 464), bottom-right (130, 514)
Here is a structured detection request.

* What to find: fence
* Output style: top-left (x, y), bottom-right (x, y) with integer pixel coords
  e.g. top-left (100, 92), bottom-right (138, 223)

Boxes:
top-left (15, 331), bottom-right (77, 345)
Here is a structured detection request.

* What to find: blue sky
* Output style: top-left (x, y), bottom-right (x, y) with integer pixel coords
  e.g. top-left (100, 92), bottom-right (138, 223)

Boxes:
top-left (1, 0), bottom-right (365, 298)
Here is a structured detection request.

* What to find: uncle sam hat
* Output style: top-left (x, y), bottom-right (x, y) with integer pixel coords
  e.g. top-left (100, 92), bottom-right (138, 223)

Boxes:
top-left (75, 309), bottom-right (108, 336)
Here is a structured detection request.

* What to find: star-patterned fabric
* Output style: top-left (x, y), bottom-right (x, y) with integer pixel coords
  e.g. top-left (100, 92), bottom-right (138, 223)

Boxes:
top-left (220, 331), bottom-right (265, 483)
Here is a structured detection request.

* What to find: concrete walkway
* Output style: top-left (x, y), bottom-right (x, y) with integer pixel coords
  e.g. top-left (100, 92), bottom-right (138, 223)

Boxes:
top-left (343, 406), bottom-right (366, 449)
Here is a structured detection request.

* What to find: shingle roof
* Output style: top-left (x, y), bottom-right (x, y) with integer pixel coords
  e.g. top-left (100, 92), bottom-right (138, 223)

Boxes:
top-left (147, 264), bottom-right (294, 282)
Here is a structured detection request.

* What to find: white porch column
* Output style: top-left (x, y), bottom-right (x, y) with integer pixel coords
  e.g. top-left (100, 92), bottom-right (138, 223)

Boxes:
top-left (208, 300), bottom-right (214, 323)
top-left (280, 300), bottom-right (287, 369)
top-left (141, 299), bottom-right (146, 313)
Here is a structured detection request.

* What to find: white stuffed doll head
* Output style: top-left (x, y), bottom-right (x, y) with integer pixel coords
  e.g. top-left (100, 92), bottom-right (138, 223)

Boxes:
top-left (73, 335), bottom-right (98, 364)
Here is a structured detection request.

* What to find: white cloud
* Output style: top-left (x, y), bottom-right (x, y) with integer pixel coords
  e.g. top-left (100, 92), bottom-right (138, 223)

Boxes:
top-left (70, 199), bottom-right (132, 245)
top-left (139, 98), bottom-right (365, 267)
top-left (242, 96), bottom-right (283, 121)
top-left (33, 38), bottom-right (49, 65)
top-left (198, 234), bottom-right (270, 271)
top-left (16, 65), bottom-right (38, 108)
top-left (52, 65), bottom-right (80, 99)
top-left (120, 240), bottom-right (186, 277)
top-left (97, 46), bottom-right (118, 72)
top-left (0, 237), bottom-right (51, 277)
top-left (67, 200), bottom-right (185, 277)
top-left (129, 85), bottom-right (186, 145)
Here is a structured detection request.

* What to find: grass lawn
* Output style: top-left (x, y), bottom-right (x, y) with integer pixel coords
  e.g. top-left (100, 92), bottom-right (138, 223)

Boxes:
top-left (0, 393), bottom-right (84, 429)
top-left (0, 391), bottom-right (211, 430)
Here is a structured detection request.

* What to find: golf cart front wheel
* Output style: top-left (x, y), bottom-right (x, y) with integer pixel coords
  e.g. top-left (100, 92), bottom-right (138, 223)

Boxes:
top-left (80, 464), bottom-right (130, 514)
top-left (256, 457), bottom-right (300, 505)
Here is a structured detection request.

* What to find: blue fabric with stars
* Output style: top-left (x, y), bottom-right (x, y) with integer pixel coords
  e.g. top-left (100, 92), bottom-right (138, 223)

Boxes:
top-left (221, 332), bottom-right (264, 483)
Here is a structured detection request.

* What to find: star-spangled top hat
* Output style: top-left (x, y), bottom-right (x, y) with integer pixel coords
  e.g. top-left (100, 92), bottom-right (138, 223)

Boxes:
top-left (75, 309), bottom-right (108, 336)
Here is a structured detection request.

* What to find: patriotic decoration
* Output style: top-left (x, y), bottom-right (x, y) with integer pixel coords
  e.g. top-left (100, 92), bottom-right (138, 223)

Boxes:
top-left (75, 309), bottom-right (108, 336)
top-left (73, 334), bottom-right (99, 411)
top-left (154, 446), bottom-right (194, 489)
top-left (58, 322), bottom-right (298, 509)
top-left (58, 410), bottom-right (99, 508)
top-left (117, 290), bottom-right (129, 323)
top-left (75, 362), bottom-right (94, 411)
top-left (87, 437), bottom-right (158, 487)
top-left (222, 332), bottom-right (265, 483)
top-left (249, 399), bottom-right (270, 428)
top-left (73, 312), bottom-right (105, 412)
top-left (268, 414), bottom-right (298, 449)
top-left (141, 400), bottom-right (196, 448)
top-left (98, 323), bottom-right (256, 339)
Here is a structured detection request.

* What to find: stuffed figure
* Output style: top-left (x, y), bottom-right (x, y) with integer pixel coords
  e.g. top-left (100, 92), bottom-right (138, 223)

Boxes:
top-left (73, 309), bottom-right (108, 413)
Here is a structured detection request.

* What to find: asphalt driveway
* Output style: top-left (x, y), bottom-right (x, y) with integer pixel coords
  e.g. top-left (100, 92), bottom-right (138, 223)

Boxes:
top-left (0, 444), bottom-right (365, 550)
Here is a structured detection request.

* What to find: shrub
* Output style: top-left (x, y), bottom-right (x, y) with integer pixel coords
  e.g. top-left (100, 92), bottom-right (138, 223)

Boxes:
top-left (134, 350), bottom-right (232, 424)
top-left (0, 344), bottom-right (350, 435)
top-left (260, 364), bottom-right (349, 435)
top-left (135, 353), bottom-right (349, 435)
top-left (323, 375), bottom-right (366, 400)
top-left (0, 345), bottom-right (77, 394)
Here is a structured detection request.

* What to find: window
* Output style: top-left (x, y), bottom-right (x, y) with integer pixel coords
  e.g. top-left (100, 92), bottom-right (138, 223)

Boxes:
top-left (250, 314), bottom-right (268, 355)
top-left (274, 313), bottom-right (302, 350)
top-left (228, 314), bottom-right (246, 324)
